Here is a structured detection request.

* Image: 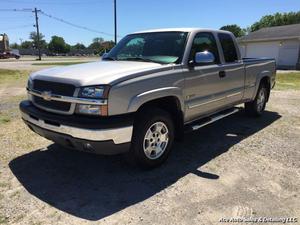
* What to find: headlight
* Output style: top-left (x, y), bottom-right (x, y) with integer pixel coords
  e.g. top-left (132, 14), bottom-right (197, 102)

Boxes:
top-left (76, 104), bottom-right (108, 116)
top-left (76, 85), bottom-right (109, 116)
top-left (79, 86), bottom-right (109, 98)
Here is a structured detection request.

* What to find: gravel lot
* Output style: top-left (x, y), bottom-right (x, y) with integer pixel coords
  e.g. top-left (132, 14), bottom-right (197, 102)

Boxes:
top-left (0, 87), bottom-right (299, 224)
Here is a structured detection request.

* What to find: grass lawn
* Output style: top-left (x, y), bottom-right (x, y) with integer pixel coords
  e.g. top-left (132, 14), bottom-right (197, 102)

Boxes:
top-left (31, 61), bottom-right (89, 66)
top-left (0, 95), bottom-right (26, 125)
top-left (0, 69), bottom-right (30, 87)
top-left (275, 72), bottom-right (300, 90)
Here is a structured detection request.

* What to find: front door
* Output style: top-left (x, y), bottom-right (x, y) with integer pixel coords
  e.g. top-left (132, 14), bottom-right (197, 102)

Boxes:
top-left (184, 32), bottom-right (229, 122)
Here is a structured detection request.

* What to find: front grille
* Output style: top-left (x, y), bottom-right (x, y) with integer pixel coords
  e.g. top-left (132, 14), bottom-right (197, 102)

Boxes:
top-left (32, 80), bottom-right (75, 112)
top-left (33, 80), bottom-right (75, 96)
top-left (33, 96), bottom-right (71, 111)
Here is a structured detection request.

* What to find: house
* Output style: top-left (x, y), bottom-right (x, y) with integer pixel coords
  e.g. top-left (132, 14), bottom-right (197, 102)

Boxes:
top-left (238, 24), bottom-right (300, 70)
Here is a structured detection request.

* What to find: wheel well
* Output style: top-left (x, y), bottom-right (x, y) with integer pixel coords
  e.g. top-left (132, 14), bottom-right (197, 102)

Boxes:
top-left (136, 96), bottom-right (184, 141)
top-left (260, 76), bottom-right (271, 101)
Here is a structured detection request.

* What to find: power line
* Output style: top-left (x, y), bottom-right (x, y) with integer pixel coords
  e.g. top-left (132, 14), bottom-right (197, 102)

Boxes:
top-left (0, 24), bottom-right (33, 30)
top-left (0, 8), bottom-right (32, 12)
top-left (4, 0), bottom-right (104, 5)
top-left (0, 8), bottom-right (122, 38)
top-left (39, 10), bottom-right (122, 38)
top-left (0, 16), bottom-right (33, 19)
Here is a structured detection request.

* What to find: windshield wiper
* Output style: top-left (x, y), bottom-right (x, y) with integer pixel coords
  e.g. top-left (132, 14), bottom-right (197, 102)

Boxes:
top-left (120, 57), bottom-right (163, 64)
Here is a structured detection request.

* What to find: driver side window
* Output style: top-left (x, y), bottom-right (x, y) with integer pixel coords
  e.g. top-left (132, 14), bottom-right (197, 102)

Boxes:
top-left (189, 32), bottom-right (220, 64)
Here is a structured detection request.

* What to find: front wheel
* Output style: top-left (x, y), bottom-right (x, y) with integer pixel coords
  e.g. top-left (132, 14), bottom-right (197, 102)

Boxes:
top-left (245, 84), bottom-right (268, 116)
top-left (128, 108), bottom-right (175, 168)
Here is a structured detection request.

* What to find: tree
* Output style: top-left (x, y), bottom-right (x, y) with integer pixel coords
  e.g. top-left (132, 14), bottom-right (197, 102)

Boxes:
top-left (250, 11), bottom-right (300, 32)
top-left (29, 31), bottom-right (47, 49)
top-left (93, 37), bottom-right (104, 44)
top-left (88, 37), bottom-right (115, 54)
top-left (220, 24), bottom-right (245, 37)
top-left (10, 43), bottom-right (20, 49)
top-left (48, 36), bottom-right (70, 53)
top-left (71, 43), bottom-right (86, 50)
top-left (101, 41), bottom-right (115, 52)
top-left (21, 41), bottom-right (33, 49)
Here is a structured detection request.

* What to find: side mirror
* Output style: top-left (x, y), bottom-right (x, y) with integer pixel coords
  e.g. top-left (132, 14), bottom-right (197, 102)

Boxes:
top-left (194, 51), bottom-right (215, 65)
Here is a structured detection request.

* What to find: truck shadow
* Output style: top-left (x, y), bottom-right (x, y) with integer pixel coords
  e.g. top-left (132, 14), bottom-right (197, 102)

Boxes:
top-left (9, 111), bottom-right (280, 221)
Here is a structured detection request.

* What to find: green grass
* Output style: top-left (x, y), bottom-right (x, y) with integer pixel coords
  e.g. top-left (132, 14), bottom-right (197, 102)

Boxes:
top-left (0, 69), bottom-right (29, 86)
top-left (275, 72), bottom-right (300, 90)
top-left (0, 114), bottom-right (10, 125)
top-left (31, 61), bottom-right (88, 66)
top-left (0, 215), bottom-right (8, 224)
top-left (0, 95), bottom-right (26, 125)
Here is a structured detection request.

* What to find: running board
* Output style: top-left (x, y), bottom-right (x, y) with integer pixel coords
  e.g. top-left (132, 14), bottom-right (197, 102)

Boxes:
top-left (185, 107), bottom-right (241, 132)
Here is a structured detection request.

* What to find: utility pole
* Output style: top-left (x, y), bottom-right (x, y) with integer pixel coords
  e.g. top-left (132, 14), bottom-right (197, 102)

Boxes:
top-left (33, 8), bottom-right (41, 60)
top-left (113, 0), bottom-right (117, 45)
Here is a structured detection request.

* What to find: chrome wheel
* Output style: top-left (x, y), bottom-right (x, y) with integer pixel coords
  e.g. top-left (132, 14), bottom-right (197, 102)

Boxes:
top-left (257, 88), bottom-right (266, 112)
top-left (143, 122), bottom-right (169, 160)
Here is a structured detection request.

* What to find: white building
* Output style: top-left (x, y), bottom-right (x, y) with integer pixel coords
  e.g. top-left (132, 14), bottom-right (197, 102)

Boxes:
top-left (239, 24), bottom-right (300, 70)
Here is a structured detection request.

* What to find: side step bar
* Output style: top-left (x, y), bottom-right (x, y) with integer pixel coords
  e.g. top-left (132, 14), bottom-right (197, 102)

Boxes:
top-left (185, 107), bottom-right (241, 132)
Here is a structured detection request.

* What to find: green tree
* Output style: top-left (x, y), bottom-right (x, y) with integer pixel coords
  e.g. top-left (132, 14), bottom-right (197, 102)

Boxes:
top-left (71, 43), bottom-right (86, 50)
top-left (101, 41), bottom-right (115, 52)
top-left (20, 41), bottom-right (33, 49)
top-left (220, 24), bottom-right (246, 37)
top-left (93, 37), bottom-right (104, 44)
top-left (250, 11), bottom-right (300, 31)
top-left (29, 31), bottom-right (47, 49)
top-left (48, 36), bottom-right (70, 53)
top-left (9, 42), bottom-right (20, 49)
top-left (88, 37), bottom-right (112, 54)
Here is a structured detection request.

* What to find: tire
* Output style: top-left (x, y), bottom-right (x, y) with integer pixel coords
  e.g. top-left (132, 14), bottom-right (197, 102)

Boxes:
top-left (245, 83), bottom-right (268, 117)
top-left (128, 108), bottom-right (175, 168)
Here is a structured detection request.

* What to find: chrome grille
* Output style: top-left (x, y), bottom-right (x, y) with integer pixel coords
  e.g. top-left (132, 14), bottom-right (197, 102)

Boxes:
top-left (33, 96), bottom-right (71, 111)
top-left (32, 80), bottom-right (76, 113)
top-left (33, 80), bottom-right (75, 96)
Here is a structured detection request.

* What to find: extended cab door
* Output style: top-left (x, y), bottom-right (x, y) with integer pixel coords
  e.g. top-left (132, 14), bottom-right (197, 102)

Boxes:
top-left (217, 33), bottom-right (245, 105)
top-left (184, 32), bottom-right (230, 122)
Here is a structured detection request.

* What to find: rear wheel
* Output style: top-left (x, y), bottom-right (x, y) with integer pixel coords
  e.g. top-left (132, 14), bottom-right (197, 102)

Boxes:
top-left (245, 83), bottom-right (268, 116)
top-left (128, 108), bottom-right (175, 168)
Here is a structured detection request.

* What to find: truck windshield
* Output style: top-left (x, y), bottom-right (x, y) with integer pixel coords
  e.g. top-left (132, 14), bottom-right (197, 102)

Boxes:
top-left (104, 32), bottom-right (188, 64)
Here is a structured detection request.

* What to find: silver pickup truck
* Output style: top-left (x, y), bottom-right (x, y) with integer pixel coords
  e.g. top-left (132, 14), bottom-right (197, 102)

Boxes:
top-left (20, 28), bottom-right (276, 168)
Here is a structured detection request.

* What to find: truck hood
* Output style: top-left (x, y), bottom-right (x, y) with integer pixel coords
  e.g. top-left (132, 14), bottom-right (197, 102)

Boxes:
top-left (31, 60), bottom-right (170, 86)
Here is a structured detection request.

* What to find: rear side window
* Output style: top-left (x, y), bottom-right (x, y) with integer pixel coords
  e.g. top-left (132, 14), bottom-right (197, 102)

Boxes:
top-left (218, 33), bottom-right (238, 63)
top-left (189, 32), bottom-right (220, 64)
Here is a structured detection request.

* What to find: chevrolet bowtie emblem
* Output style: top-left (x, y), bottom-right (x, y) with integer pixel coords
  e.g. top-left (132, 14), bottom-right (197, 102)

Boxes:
top-left (41, 91), bottom-right (52, 101)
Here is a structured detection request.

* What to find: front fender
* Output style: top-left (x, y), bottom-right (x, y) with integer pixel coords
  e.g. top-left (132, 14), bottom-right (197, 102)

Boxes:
top-left (127, 87), bottom-right (184, 113)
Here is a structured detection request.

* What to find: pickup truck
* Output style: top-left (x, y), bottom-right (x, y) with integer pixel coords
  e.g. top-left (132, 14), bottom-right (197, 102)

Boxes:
top-left (20, 28), bottom-right (276, 168)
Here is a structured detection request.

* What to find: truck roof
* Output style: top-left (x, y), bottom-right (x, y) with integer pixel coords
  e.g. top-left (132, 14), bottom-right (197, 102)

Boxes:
top-left (133, 28), bottom-right (232, 34)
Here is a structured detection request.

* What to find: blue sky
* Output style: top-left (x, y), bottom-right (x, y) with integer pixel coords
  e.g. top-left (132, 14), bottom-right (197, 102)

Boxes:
top-left (1, 0), bottom-right (299, 46)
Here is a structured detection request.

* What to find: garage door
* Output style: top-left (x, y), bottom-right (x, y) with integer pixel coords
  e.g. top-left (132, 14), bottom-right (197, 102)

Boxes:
top-left (278, 40), bottom-right (299, 67)
top-left (245, 42), bottom-right (280, 62)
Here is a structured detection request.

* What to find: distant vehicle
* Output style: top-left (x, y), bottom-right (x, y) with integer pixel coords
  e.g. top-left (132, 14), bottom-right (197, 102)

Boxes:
top-left (0, 33), bottom-right (21, 59)
top-left (20, 28), bottom-right (276, 168)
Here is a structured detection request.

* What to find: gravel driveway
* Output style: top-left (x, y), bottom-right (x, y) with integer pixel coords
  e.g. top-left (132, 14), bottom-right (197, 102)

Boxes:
top-left (0, 90), bottom-right (299, 225)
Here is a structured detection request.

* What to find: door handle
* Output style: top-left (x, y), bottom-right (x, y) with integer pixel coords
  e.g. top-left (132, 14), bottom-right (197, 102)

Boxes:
top-left (219, 71), bottom-right (226, 78)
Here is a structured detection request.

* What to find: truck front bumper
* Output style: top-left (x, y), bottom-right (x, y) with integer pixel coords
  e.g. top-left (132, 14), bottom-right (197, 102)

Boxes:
top-left (20, 100), bottom-right (133, 155)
